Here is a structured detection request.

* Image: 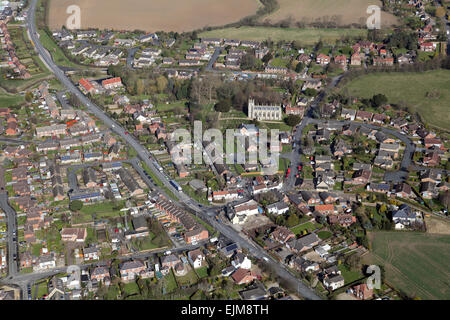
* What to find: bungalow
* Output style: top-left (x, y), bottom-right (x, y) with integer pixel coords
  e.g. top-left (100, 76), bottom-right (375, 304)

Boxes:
top-left (301, 191), bottom-right (321, 205)
top-left (328, 214), bottom-right (356, 227)
top-left (267, 201), bottom-right (290, 215)
top-left (231, 268), bottom-right (256, 285)
top-left (372, 113), bottom-right (389, 124)
top-left (270, 226), bottom-right (295, 244)
top-left (420, 182), bottom-right (436, 199)
top-left (286, 233), bottom-right (320, 253)
top-left (314, 204), bottom-right (336, 215)
top-left (424, 138), bottom-right (443, 149)
top-left (395, 183), bottom-right (412, 198)
top-left (352, 169), bottom-right (372, 185)
top-left (356, 110), bottom-right (373, 122)
top-left (318, 192), bottom-right (337, 204)
top-left (368, 183), bottom-right (390, 193)
top-left (341, 108), bottom-right (356, 121)
top-left (61, 228), bottom-right (87, 242)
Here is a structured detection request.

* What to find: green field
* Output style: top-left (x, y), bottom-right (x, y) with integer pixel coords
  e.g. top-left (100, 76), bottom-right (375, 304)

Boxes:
top-left (38, 30), bottom-right (81, 69)
top-left (199, 27), bottom-right (367, 45)
top-left (341, 69), bottom-right (450, 131)
top-left (365, 231), bottom-right (450, 300)
top-left (0, 92), bottom-right (25, 106)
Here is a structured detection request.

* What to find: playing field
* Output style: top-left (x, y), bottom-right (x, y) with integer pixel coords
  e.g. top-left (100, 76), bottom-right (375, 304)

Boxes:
top-left (364, 231), bottom-right (450, 300)
top-left (262, 0), bottom-right (398, 27)
top-left (47, 0), bottom-right (260, 32)
top-left (199, 26), bottom-right (367, 45)
top-left (341, 69), bottom-right (450, 131)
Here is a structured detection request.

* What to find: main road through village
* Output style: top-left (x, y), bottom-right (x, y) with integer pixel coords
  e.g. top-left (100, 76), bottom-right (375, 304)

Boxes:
top-left (0, 0), bottom-right (323, 300)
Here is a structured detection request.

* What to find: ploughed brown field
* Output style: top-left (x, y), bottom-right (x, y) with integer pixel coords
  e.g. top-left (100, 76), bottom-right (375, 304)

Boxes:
top-left (48, 0), bottom-right (260, 32)
top-left (262, 0), bottom-right (399, 27)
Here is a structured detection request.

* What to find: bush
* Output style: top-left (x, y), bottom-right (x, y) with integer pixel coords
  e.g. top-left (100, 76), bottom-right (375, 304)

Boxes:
top-left (69, 200), bottom-right (83, 212)
top-left (285, 114), bottom-right (302, 127)
top-left (214, 99), bottom-right (232, 112)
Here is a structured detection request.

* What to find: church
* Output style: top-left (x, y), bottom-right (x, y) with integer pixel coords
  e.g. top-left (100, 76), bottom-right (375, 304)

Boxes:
top-left (247, 98), bottom-right (282, 121)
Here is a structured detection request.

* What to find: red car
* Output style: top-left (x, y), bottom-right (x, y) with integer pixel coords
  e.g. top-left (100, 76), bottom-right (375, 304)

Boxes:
top-left (285, 168), bottom-right (291, 178)
top-left (124, 131), bottom-right (128, 135)
top-left (298, 165), bottom-right (302, 171)
top-left (256, 275), bottom-right (262, 280)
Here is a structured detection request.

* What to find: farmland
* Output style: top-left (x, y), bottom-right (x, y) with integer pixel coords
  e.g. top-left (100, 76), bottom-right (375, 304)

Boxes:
top-left (48, 0), bottom-right (260, 32)
top-left (341, 69), bottom-right (450, 131)
top-left (261, 0), bottom-right (399, 27)
top-left (199, 27), bottom-right (368, 45)
top-left (364, 231), bottom-right (450, 300)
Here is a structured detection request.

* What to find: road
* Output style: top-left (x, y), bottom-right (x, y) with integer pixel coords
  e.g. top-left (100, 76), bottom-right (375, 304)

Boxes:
top-left (26, 0), bottom-right (322, 300)
top-left (205, 47), bottom-right (223, 71)
top-left (0, 241), bottom-right (207, 299)
top-left (0, 192), bottom-right (19, 278)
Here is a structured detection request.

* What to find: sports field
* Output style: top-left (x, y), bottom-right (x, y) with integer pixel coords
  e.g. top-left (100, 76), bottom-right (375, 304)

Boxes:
top-left (364, 231), bottom-right (450, 300)
top-left (262, 0), bottom-right (398, 27)
top-left (341, 69), bottom-right (450, 131)
top-left (48, 0), bottom-right (260, 32)
top-left (199, 27), bottom-right (367, 45)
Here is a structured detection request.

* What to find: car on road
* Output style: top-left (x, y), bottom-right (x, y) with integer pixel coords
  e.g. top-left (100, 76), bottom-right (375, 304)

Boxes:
top-left (262, 257), bottom-right (269, 262)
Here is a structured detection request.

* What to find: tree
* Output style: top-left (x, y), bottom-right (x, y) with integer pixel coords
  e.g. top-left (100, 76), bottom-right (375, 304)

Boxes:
top-left (285, 114), bottom-right (302, 127)
top-left (286, 213), bottom-right (299, 227)
top-left (262, 52), bottom-right (273, 64)
top-left (371, 94), bottom-right (388, 108)
top-left (25, 91), bottom-right (33, 102)
top-left (69, 200), bottom-right (83, 212)
top-left (435, 7), bottom-right (446, 18)
top-left (214, 99), bottom-right (232, 112)
top-left (156, 75), bottom-right (168, 93)
top-left (304, 88), bottom-right (318, 97)
top-left (345, 253), bottom-right (362, 271)
top-left (295, 62), bottom-right (305, 73)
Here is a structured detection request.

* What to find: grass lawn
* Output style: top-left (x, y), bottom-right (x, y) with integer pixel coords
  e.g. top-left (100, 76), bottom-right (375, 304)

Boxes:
top-left (80, 200), bottom-right (125, 217)
top-left (32, 282), bottom-right (48, 299)
top-left (0, 92), bottom-right (25, 106)
top-left (194, 266), bottom-right (209, 278)
top-left (364, 231), bottom-right (450, 300)
top-left (37, 30), bottom-right (81, 69)
top-left (122, 281), bottom-right (140, 296)
top-left (317, 230), bottom-right (333, 240)
top-left (290, 221), bottom-right (321, 235)
top-left (175, 268), bottom-right (199, 286)
top-left (199, 27), bottom-right (367, 45)
top-left (338, 264), bottom-right (365, 285)
top-left (164, 270), bottom-right (179, 293)
top-left (341, 69), bottom-right (450, 131)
